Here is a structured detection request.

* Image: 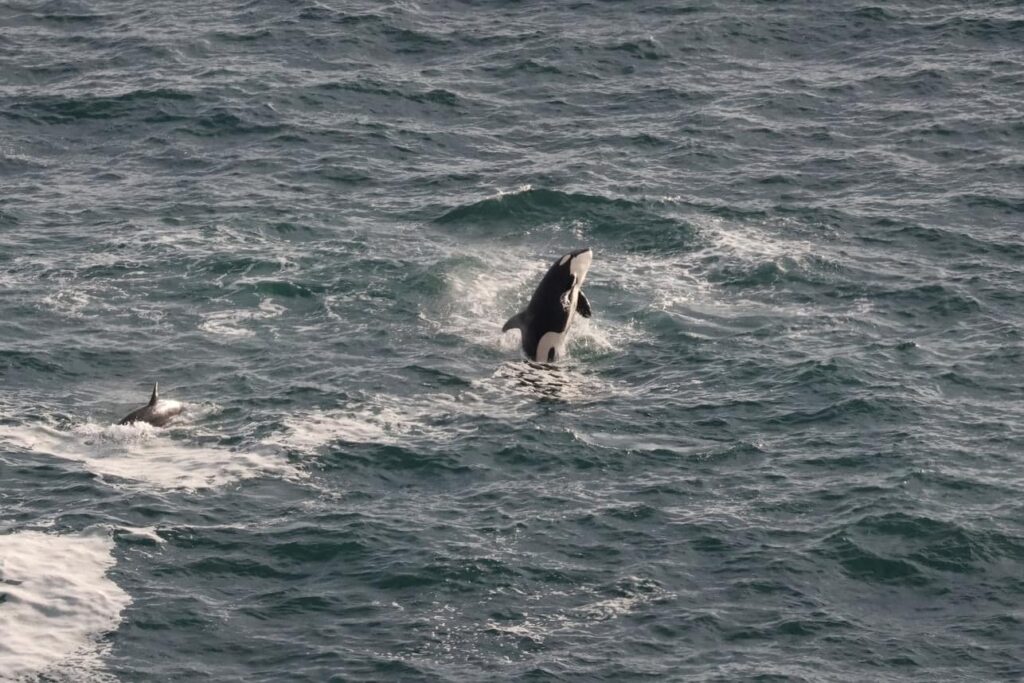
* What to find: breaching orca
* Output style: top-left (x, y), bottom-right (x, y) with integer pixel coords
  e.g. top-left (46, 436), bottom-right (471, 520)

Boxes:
top-left (503, 248), bottom-right (593, 362)
top-left (118, 383), bottom-right (184, 427)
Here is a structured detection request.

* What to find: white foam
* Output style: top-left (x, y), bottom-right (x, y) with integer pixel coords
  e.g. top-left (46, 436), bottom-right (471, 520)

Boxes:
top-left (576, 594), bottom-right (649, 621)
top-left (599, 251), bottom-right (708, 311)
top-left (265, 376), bottom-right (618, 453)
top-left (199, 297), bottom-right (286, 338)
top-left (699, 215), bottom-right (815, 264)
top-left (576, 208), bottom-right (831, 317)
top-left (0, 530), bottom-right (130, 681)
top-left (570, 314), bottom-right (640, 355)
top-left (266, 409), bottom-right (393, 450)
top-left (494, 183), bottom-right (534, 198)
top-left (473, 580), bottom-right (674, 654)
top-left (112, 526), bottom-right (165, 545)
top-left (265, 372), bottom-right (631, 455)
top-left (0, 420), bottom-right (299, 491)
top-left (199, 311), bottom-right (258, 338)
top-left (15, 250), bottom-right (136, 321)
top-left (434, 251), bottom-right (541, 354)
top-left (571, 429), bottom-right (717, 456)
top-left (265, 393), bottom-right (473, 452)
top-left (41, 288), bottom-right (94, 319)
top-left (216, 257), bottom-right (299, 289)
top-left (554, 577), bottom-right (672, 630)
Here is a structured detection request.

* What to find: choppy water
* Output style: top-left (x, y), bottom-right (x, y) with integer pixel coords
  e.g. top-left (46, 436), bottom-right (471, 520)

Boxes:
top-left (2, 1), bottom-right (1023, 680)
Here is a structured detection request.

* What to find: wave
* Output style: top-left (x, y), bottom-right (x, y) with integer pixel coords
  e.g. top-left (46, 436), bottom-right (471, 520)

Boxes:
top-left (5, 88), bottom-right (195, 124)
top-left (434, 187), bottom-right (694, 252)
top-left (872, 283), bottom-right (983, 318)
top-left (922, 14), bottom-right (1024, 41)
top-left (322, 80), bottom-right (463, 107)
top-left (846, 512), bottom-right (1024, 574)
top-left (814, 509), bottom-right (1024, 591)
top-left (885, 222), bottom-right (1024, 261)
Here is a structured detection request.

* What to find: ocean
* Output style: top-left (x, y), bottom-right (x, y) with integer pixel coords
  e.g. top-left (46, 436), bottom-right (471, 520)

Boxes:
top-left (1, 0), bottom-right (1022, 680)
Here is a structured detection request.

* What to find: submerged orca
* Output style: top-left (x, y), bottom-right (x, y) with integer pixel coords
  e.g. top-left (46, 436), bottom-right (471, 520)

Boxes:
top-left (503, 248), bottom-right (593, 362)
top-left (118, 383), bottom-right (184, 427)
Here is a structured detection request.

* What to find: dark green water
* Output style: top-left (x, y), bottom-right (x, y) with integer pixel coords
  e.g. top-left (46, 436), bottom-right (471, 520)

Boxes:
top-left (1, 1), bottom-right (1022, 680)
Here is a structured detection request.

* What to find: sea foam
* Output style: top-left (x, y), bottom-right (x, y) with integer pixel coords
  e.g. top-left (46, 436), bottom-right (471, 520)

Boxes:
top-left (0, 420), bottom-right (298, 491)
top-left (0, 530), bottom-right (130, 682)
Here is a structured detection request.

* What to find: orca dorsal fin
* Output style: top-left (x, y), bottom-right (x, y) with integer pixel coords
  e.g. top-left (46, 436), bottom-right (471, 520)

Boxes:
top-left (576, 291), bottom-right (592, 318)
top-left (502, 311), bottom-right (527, 333)
top-left (149, 383), bottom-right (159, 406)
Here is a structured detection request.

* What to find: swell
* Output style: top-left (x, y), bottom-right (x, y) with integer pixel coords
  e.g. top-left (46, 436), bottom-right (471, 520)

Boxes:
top-left (5, 88), bottom-right (196, 124)
top-left (434, 188), bottom-right (694, 252)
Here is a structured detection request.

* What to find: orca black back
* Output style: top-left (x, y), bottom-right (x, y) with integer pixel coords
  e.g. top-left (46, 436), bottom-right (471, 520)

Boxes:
top-left (503, 248), bottom-right (593, 362)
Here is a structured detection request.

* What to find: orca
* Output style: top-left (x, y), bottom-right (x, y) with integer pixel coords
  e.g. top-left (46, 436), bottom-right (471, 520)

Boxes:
top-left (118, 383), bottom-right (184, 427)
top-left (503, 248), bottom-right (593, 362)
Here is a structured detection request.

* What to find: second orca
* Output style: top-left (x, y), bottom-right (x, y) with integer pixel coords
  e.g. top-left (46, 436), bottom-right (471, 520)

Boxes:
top-left (118, 383), bottom-right (184, 427)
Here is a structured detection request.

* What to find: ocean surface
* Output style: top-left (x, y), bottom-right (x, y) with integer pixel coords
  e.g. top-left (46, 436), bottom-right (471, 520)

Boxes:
top-left (1, 1), bottom-right (1023, 680)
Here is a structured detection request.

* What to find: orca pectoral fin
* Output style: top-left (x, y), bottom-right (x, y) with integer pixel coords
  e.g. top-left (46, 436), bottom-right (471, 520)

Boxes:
top-left (576, 291), bottom-right (593, 318)
top-left (503, 311), bottom-right (526, 333)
